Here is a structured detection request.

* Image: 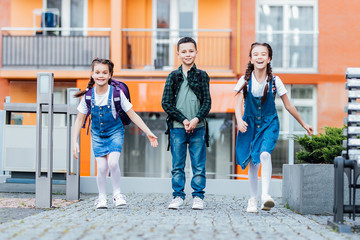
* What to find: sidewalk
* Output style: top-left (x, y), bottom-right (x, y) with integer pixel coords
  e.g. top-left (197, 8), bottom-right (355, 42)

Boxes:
top-left (0, 192), bottom-right (359, 240)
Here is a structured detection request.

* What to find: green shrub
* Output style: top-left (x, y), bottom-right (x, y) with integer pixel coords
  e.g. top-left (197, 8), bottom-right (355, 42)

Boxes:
top-left (294, 126), bottom-right (346, 164)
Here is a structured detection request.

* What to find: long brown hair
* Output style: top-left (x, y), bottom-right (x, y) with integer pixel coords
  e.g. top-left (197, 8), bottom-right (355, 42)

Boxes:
top-left (237, 42), bottom-right (273, 104)
top-left (74, 58), bottom-right (114, 98)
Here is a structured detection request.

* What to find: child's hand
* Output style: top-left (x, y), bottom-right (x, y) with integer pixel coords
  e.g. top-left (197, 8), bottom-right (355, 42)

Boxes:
top-left (73, 142), bottom-right (80, 159)
top-left (183, 119), bottom-right (190, 128)
top-left (238, 120), bottom-right (248, 133)
top-left (147, 133), bottom-right (159, 148)
top-left (186, 117), bottom-right (199, 133)
top-left (183, 119), bottom-right (191, 133)
top-left (303, 124), bottom-right (314, 136)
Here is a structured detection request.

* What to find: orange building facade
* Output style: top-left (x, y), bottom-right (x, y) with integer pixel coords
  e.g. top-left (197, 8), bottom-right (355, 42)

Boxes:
top-left (0, 0), bottom-right (359, 179)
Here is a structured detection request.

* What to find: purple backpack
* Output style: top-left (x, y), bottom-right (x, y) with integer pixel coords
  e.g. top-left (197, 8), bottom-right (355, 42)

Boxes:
top-left (82, 79), bottom-right (132, 133)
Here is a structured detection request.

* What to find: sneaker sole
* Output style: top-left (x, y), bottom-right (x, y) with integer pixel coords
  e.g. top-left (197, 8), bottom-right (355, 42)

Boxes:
top-left (246, 209), bottom-right (258, 213)
top-left (168, 205), bottom-right (184, 210)
top-left (168, 206), bottom-right (183, 210)
top-left (261, 200), bottom-right (275, 211)
top-left (96, 206), bottom-right (108, 209)
top-left (192, 207), bottom-right (203, 210)
top-left (114, 204), bottom-right (127, 208)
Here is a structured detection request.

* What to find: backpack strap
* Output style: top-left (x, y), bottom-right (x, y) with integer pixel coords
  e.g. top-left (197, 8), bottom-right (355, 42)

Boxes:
top-left (82, 88), bottom-right (93, 135)
top-left (113, 85), bottom-right (121, 120)
top-left (272, 75), bottom-right (277, 99)
top-left (111, 79), bottom-right (132, 125)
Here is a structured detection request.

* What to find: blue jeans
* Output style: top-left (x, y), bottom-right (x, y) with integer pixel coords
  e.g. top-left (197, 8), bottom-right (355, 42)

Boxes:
top-left (170, 127), bottom-right (206, 199)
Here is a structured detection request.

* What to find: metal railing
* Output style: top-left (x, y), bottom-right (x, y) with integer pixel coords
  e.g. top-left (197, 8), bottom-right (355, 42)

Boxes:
top-left (328, 68), bottom-right (360, 233)
top-left (121, 28), bottom-right (232, 70)
top-left (1, 27), bottom-right (110, 68)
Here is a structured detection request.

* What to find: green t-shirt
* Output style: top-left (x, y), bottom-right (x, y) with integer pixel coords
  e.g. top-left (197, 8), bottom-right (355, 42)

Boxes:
top-left (173, 73), bottom-right (205, 128)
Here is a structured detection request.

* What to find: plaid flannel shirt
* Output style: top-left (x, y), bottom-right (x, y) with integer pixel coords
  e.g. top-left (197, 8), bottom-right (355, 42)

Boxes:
top-left (161, 64), bottom-right (211, 126)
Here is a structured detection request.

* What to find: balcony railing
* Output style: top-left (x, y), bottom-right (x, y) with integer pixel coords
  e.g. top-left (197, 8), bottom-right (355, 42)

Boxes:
top-left (121, 28), bottom-right (232, 71)
top-left (1, 27), bottom-right (110, 68)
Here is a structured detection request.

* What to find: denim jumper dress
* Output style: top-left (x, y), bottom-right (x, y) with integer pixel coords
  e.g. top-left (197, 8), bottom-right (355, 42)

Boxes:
top-left (235, 76), bottom-right (280, 170)
top-left (90, 85), bottom-right (125, 157)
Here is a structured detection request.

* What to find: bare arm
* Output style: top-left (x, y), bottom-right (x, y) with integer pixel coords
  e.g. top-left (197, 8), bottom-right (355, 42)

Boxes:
top-left (235, 92), bottom-right (248, 133)
top-left (72, 112), bottom-right (85, 159)
top-left (126, 109), bottom-right (158, 147)
top-left (281, 93), bottom-right (313, 136)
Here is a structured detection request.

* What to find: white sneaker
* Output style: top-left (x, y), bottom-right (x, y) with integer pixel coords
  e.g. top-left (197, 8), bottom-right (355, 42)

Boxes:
top-left (95, 198), bottom-right (108, 209)
top-left (168, 197), bottom-right (184, 209)
top-left (192, 197), bottom-right (204, 210)
top-left (246, 197), bottom-right (258, 213)
top-left (113, 194), bottom-right (127, 207)
top-left (261, 194), bottom-right (275, 211)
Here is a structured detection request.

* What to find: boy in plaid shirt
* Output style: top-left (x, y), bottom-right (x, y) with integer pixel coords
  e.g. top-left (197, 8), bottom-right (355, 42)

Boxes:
top-left (162, 37), bottom-right (211, 210)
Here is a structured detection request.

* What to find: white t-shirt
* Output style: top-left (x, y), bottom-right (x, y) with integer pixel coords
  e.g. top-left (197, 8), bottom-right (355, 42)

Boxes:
top-left (233, 72), bottom-right (287, 97)
top-left (77, 86), bottom-right (133, 119)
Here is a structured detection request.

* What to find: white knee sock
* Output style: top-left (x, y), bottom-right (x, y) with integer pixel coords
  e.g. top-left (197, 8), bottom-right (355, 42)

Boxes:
top-left (96, 157), bottom-right (108, 198)
top-left (260, 151), bottom-right (272, 197)
top-left (248, 161), bottom-right (260, 199)
top-left (108, 152), bottom-right (122, 196)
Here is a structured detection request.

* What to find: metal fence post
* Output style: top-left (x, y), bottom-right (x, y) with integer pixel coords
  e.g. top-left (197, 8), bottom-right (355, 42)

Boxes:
top-left (333, 156), bottom-right (345, 223)
top-left (35, 72), bottom-right (54, 208)
top-left (288, 99), bottom-right (295, 165)
top-left (66, 88), bottom-right (80, 200)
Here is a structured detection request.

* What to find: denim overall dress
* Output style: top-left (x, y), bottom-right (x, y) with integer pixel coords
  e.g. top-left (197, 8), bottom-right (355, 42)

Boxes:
top-left (90, 85), bottom-right (125, 157)
top-left (235, 77), bottom-right (280, 170)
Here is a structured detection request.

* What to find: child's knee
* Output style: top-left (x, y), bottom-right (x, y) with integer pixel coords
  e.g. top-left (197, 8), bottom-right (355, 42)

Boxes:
top-left (97, 165), bottom-right (108, 176)
top-left (108, 160), bottom-right (119, 172)
top-left (260, 152), bottom-right (271, 162)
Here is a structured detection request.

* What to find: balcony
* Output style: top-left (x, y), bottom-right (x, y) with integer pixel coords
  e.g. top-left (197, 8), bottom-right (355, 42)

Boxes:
top-left (1, 27), bottom-right (110, 69)
top-left (121, 28), bottom-right (232, 71)
top-left (1, 28), bottom-right (232, 71)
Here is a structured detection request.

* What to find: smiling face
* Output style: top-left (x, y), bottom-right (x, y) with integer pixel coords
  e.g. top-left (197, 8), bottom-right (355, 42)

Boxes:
top-left (92, 63), bottom-right (111, 87)
top-left (177, 42), bottom-right (197, 67)
top-left (250, 45), bottom-right (271, 70)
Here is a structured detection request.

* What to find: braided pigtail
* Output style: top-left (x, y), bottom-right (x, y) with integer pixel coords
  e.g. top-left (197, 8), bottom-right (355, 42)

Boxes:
top-left (260, 61), bottom-right (273, 103)
top-left (74, 77), bottom-right (95, 98)
top-left (236, 61), bottom-right (254, 100)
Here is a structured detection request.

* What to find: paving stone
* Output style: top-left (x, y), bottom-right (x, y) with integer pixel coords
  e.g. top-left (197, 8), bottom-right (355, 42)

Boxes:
top-left (0, 193), bottom-right (359, 239)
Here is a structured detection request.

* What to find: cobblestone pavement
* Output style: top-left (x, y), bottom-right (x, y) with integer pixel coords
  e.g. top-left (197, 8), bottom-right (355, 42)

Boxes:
top-left (0, 193), bottom-right (359, 240)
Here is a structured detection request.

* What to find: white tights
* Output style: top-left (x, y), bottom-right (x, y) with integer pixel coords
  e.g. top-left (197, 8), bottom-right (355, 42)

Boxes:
top-left (96, 152), bottom-right (122, 199)
top-left (248, 151), bottom-right (272, 199)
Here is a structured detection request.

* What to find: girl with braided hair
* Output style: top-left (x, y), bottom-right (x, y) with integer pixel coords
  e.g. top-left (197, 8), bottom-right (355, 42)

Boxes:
top-left (72, 58), bottom-right (158, 209)
top-left (234, 43), bottom-right (313, 213)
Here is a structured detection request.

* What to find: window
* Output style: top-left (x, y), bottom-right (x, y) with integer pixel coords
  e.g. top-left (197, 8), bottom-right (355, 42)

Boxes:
top-left (271, 85), bottom-right (317, 175)
top-left (152, 0), bottom-right (198, 70)
top-left (256, 0), bottom-right (318, 73)
top-left (47, 0), bottom-right (88, 36)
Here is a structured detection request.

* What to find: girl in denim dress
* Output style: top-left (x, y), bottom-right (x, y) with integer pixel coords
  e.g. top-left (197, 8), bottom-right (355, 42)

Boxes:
top-left (72, 58), bottom-right (158, 209)
top-left (234, 43), bottom-right (313, 213)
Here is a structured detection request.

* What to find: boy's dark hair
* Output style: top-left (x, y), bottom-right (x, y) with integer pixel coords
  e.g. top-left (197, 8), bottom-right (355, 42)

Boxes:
top-left (177, 37), bottom-right (197, 51)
